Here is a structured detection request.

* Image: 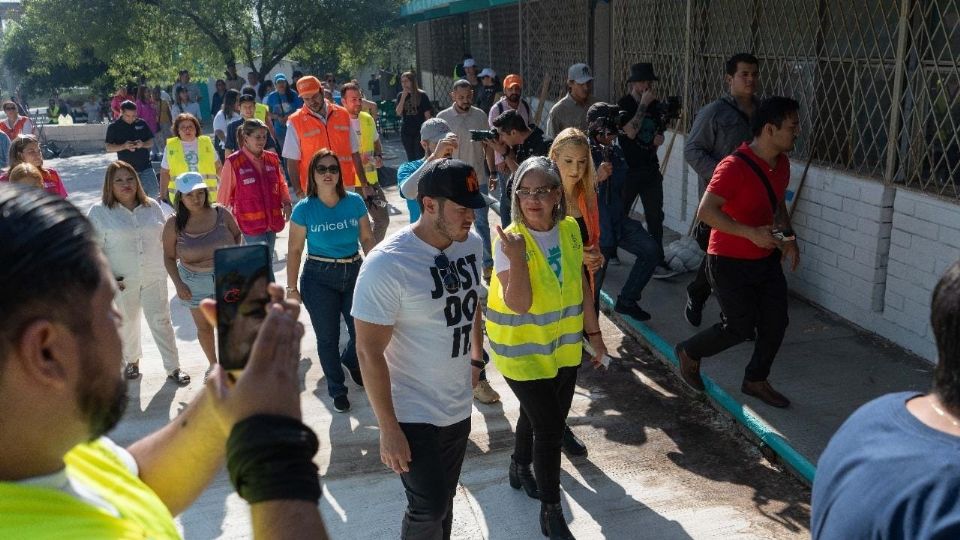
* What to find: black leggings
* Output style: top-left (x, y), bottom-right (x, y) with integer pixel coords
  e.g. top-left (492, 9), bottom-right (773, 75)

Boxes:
top-left (505, 366), bottom-right (579, 504)
top-left (401, 129), bottom-right (425, 161)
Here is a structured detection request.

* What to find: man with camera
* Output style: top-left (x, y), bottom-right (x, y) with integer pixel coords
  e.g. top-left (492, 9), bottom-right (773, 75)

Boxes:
top-left (487, 109), bottom-right (553, 226)
top-left (674, 97), bottom-right (801, 409)
top-left (617, 63), bottom-right (678, 279)
top-left (588, 102), bottom-right (661, 321)
top-left (683, 53), bottom-right (760, 327)
top-left (437, 79), bottom-right (495, 283)
top-left (0, 184), bottom-right (329, 538)
top-left (485, 75), bottom-right (532, 227)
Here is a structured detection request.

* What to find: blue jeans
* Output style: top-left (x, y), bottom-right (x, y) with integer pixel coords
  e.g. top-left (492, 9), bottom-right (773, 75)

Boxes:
top-left (497, 172), bottom-right (512, 227)
top-left (596, 217), bottom-right (659, 307)
top-left (300, 259), bottom-right (361, 398)
top-left (473, 181), bottom-right (493, 270)
top-left (243, 231), bottom-right (277, 280)
top-left (138, 167), bottom-right (160, 199)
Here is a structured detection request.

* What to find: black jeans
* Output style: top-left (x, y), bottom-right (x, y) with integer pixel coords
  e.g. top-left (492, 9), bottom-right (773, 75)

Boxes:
top-left (680, 251), bottom-right (789, 382)
top-left (505, 366), bottom-right (579, 504)
top-left (399, 417), bottom-right (471, 540)
top-left (624, 165), bottom-right (665, 263)
top-left (687, 222), bottom-right (713, 306)
top-left (401, 129), bottom-right (425, 161)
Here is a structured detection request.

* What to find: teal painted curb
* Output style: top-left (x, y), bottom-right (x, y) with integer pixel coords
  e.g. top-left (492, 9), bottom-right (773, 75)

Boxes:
top-left (599, 290), bottom-right (816, 484)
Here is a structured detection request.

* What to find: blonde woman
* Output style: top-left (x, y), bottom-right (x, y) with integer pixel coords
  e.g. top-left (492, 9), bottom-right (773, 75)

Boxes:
top-left (87, 161), bottom-right (188, 384)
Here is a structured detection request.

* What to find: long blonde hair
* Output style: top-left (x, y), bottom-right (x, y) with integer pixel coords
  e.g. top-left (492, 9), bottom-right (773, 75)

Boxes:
top-left (548, 128), bottom-right (597, 213)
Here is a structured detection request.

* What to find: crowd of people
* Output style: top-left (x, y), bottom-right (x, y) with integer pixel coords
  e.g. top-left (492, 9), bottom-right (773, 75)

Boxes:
top-left (1, 50), bottom-right (959, 540)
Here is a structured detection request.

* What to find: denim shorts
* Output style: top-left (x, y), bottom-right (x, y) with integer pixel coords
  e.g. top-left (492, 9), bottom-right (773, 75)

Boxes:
top-left (177, 262), bottom-right (215, 309)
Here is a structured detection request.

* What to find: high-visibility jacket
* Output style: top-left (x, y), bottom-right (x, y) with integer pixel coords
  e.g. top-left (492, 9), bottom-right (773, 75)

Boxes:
top-left (0, 116), bottom-right (28, 140)
top-left (165, 135), bottom-right (218, 204)
top-left (254, 103), bottom-right (269, 124)
top-left (486, 217), bottom-right (585, 381)
top-left (356, 111), bottom-right (379, 185)
top-left (225, 149), bottom-right (286, 235)
top-left (289, 103), bottom-right (357, 192)
top-left (0, 439), bottom-right (180, 539)
top-left (47, 105), bottom-right (61, 124)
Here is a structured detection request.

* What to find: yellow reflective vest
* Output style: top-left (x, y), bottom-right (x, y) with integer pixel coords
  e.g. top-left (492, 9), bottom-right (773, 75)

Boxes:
top-left (254, 103), bottom-right (269, 124)
top-left (165, 135), bottom-right (219, 204)
top-left (486, 217), bottom-right (585, 381)
top-left (0, 440), bottom-right (180, 539)
top-left (356, 111), bottom-right (379, 185)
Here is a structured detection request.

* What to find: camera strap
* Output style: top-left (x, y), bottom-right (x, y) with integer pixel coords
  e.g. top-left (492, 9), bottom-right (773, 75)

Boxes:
top-left (732, 150), bottom-right (778, 214)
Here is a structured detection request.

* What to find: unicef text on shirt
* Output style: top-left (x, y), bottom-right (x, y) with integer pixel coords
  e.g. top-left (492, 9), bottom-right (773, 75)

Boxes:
top-left (309, 218), bottom-right (359, 232)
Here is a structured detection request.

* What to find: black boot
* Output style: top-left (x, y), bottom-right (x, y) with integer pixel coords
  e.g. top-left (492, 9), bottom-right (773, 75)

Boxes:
top-left (561, 425), bottom-right (587, 457)
top-left (540, 503), bottom-right (575, 539)
top-left (509, 458), bottom-right (539, 499)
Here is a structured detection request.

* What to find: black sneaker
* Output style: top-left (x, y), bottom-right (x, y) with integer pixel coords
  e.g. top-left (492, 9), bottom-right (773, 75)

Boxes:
top-left (349, 368), bottom-right (364, 387)
top-left (684, 293), bottom-right (703, 327)
top-left (333, 395), bottom-right (351, 413)
top-left (562, 425), bottom-right (588, 457)
top-left (614, 299), bottom-right (651, 321)
top-left (124, 363), bottom-right (140, 380)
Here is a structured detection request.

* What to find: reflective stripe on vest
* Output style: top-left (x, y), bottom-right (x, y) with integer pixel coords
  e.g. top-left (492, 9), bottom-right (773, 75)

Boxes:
top-left (289, 103), bottom-right (357, 192)
top-left (227, 150), bottom-right (285, 236)
top-left (357, 111), bottom-right (379, 185)
top-left (485, 218), bottom-right (585, 381)
top-left (165, 135), bottom-right (219, 204)
top-left (0, 116), bottom-right (27, 140)
top-left (0, 440), bottom-right (180, 539)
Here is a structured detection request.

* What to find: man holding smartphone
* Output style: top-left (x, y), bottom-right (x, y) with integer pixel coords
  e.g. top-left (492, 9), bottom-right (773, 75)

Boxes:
top-left (0, 184), bottom-right (329, 538)
top-left (354, 160), bottom-right (486, 540)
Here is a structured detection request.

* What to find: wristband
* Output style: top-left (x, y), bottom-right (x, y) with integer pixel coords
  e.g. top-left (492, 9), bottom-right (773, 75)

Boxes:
top-left (470, 359), bottom-right (485, 369)
top-left (226, 415), bottom-right (321, 504)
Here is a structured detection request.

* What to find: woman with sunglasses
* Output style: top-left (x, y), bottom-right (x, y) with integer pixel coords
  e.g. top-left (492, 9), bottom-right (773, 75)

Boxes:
top-left (88, 161), bottom-right (189, 384)
top-left (1, 135), bottom-right (67, 197)
top-left (287, 148), bottom-right (375, 413)
top-left (219, 119), bottom-right (291, 258)
top-left (486, 156), bottom-right (607, 540)
top-left (0, 100), bottom-right (34, 140)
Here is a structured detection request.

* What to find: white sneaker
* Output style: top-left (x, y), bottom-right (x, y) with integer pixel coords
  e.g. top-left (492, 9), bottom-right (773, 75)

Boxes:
top-left (473, 380), bottom-right (500, 404)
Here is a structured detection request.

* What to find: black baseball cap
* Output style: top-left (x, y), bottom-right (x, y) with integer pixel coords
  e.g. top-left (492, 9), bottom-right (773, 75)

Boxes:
top-left (419, 159), bottom-right (487, 209)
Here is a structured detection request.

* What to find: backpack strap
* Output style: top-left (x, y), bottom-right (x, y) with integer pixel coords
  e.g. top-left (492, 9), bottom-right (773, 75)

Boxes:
top-left (732, 150), bottom-right (778, 213)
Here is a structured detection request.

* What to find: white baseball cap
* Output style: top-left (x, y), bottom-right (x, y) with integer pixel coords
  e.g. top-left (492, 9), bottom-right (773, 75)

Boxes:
top-left (175, 172), bottom-right (207, 194)
top-left (463, 58), bottom-right (476, 68)
top-left (567, 63), bottom-right (594, 84)
top-left (478, 68), bottom-right (496, 79)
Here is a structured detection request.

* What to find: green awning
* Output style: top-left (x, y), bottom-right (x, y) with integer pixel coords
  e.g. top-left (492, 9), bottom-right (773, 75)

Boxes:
top-left (399, 0), bottom-right (519, 23)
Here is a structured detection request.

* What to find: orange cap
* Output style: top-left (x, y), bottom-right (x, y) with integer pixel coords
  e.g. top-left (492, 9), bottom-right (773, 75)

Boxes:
top-left (296, 75), bottom-right (322, 98)
top-left (503, 74), bottom-right (523, 89)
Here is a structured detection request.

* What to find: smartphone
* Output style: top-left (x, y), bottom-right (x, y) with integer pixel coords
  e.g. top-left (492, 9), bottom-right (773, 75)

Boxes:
top-left (215, 244), bottom-right (273, 371)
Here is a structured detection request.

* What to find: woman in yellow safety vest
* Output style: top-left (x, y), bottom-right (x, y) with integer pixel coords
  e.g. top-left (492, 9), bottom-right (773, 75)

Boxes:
top-left (486, 156), bottom-right (607, 540)
top-left (160, 113), bottom-right (220, 204)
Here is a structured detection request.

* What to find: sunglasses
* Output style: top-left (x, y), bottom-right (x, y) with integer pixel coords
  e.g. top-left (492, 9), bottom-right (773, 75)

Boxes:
top-left (314, 164), bottom-right (340, 175)
top-left (515, 186), bottom-right (557, 200)
top-left (3, 107), bottom-right (15, 111)
top-left (434, 252), bottom-right (460, 294)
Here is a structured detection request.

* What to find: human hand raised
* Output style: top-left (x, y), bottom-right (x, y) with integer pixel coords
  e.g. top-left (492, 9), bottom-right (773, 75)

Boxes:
top-left (496, 225), bottom-right (526, 263)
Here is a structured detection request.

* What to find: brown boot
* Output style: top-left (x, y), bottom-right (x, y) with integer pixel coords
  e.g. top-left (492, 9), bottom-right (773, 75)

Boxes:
top-left (741, 380), bottom-right (790, 408)
top-left (674, 344), bottom-right (705, 392)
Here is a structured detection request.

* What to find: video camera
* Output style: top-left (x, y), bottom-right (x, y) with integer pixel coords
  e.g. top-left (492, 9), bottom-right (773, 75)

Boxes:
top-left (469, 128), bottom-right (499, 142)
top-left (649, 96), bottom-right (682, 132)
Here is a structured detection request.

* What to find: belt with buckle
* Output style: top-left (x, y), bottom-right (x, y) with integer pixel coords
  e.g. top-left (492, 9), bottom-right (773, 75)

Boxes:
top-left (307, 253), bottom-right (362, 264)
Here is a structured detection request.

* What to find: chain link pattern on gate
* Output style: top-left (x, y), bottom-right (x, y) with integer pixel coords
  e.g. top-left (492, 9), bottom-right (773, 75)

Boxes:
top-left (612, 0), bottom-right (960, 201)
top-left (518, 0), bottom-right (591, 110)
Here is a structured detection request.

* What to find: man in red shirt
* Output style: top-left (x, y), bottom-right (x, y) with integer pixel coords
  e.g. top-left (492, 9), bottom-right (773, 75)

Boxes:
top-left (675, 97), bottom-right (801, 408)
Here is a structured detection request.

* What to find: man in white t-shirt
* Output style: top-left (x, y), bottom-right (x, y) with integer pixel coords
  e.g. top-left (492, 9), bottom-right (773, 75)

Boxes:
top-left (353, 159), bottom-right (487, 540)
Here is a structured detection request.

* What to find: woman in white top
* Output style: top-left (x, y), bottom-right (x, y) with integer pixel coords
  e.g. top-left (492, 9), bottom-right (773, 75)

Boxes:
top-left (171, 86), bottom-right (201, 124)
top-left (86, 161), bottom-right (189, 385)
top-left (212, 89), bottom-right (241, 161)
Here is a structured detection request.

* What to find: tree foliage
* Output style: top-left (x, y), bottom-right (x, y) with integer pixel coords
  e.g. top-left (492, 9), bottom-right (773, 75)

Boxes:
top-left (4, 0), bottom-right (406, 92)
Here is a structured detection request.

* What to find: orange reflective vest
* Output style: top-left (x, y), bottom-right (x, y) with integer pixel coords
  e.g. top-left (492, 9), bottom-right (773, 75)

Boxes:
top-left (225, 150), bottom-right (286, 235)
top-left (0, 116), bottom-right (27, 140)
top-left (289, 103), bottom-right (357, 192)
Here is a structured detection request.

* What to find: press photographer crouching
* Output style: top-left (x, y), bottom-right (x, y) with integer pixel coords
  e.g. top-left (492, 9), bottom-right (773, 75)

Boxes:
top-left (617, 63), bottom-right (682, 278)
top-left (0, 184), bottom-right (328, 538)
top-left (587, 103), bottom-right (660, 322)
top-left (486, 109), bottom-right (554, 226)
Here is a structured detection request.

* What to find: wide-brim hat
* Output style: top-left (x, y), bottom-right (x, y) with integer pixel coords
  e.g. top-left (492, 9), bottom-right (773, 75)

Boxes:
top-left (627, 63), bottom-right (658, 83)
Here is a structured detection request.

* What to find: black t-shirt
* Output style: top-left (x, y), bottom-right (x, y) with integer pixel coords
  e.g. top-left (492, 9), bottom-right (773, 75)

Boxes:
top-left (105, 118), bottom-right (153, 172)
top-left (224, 118), bottom-right (276, 153)
top-left (475, 85), bottom-right (499, 114)
top-left (617, 94), bottom-right (660, 169)
top-left (400, 90), bottom-right (434, 134)
top-left (515, 127), bottom-right (553, 163)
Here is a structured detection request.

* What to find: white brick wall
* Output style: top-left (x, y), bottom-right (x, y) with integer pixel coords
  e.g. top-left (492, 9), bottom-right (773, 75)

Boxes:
top-left (655, 130), bottom-right (958, 363)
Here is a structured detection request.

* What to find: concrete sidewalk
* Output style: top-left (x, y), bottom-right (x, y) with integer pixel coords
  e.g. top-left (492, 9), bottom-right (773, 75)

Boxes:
top-left (597, 226), bottom-right (934, 478)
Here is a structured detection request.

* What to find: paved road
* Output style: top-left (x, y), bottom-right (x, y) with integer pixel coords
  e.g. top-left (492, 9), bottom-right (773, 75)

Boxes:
top-left (55, 141), bottom-right (810, 539)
